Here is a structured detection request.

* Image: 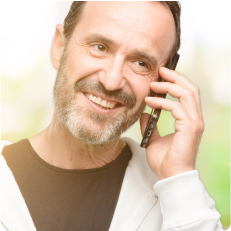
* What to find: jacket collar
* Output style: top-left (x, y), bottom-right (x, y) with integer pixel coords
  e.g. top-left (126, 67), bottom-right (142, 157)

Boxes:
top-left (109, 137), bottom-right (158, 231)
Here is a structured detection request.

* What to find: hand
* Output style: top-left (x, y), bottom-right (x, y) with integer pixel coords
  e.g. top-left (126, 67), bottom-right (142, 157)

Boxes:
top-left (140, 67), bottom-right (204, 180)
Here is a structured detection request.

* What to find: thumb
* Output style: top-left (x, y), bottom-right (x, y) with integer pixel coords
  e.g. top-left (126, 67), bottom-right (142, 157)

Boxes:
top-left (140, 113), bottom-right (161, 139)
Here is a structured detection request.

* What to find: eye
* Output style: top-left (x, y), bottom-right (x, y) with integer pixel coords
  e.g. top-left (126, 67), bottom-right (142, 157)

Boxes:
top-left (137, 61), bottom-right (148, 68)
top-left (134, 60), bottom-right (149, 69)
top-left (94, 44), bottom-right (106, 53)
top-left (128, 59), bottom-right (152, 76)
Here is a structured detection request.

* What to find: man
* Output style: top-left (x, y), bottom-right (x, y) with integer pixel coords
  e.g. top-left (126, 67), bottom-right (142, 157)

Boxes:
top-left (0, 1), bottom-right (224, 231)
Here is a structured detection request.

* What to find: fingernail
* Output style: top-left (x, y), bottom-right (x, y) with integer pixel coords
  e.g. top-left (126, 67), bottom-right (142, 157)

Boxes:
top-left (145, 97), bottom-right (152, 101)
top-left (160, 67), bottom-right (169, 72)
top-left (151, 82), bottom-right (159, 85)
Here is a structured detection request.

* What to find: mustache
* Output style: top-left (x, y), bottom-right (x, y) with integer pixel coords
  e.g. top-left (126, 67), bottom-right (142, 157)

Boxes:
top-left (74, 79), bottom-right (136, 109)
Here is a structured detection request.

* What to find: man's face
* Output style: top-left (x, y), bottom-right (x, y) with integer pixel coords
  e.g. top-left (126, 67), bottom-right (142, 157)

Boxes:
top-left (53, 1), bottom-right (175, 145)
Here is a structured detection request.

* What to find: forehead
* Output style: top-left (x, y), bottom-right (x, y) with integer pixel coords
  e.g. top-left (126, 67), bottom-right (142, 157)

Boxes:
top-left (72, 1), bottom-right (175, 60)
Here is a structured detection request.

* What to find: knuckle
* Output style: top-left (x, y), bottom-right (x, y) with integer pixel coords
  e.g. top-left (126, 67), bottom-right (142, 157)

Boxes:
top-left (191, 121), bottom-right (204, 134)
top-left (186, 89), bottom-right (194, 97)
top-left (190, 121), bottom-right (199, 132)
top-left (175, 101), bottom-right (181, 108)
top-left (193, 86), bottom-right (200, 95)
top-left (200, 122), bottom-right (205, 133)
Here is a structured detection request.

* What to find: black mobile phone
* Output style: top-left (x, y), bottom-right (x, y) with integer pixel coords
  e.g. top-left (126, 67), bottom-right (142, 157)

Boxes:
top-left (140, 53), bottom-right (180, 148)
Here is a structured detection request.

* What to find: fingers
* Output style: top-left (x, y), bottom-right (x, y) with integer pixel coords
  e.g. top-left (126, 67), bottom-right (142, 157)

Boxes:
top-left (145, 97), bottom-right (191, 123)
top-left (146, 68), bottom-right (205, 135)
top-left (150, 82), bottom-right (200, 121)
top-left (158, 67), bottom-right (203, 118)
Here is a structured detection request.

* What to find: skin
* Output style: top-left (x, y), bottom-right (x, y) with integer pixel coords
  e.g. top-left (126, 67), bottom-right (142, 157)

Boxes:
top-left (30, 2), bottom-right (204, 179)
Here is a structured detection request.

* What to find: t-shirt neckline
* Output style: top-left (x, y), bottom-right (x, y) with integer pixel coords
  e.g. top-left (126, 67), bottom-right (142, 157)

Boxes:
top-left (24, 139), bottom-right (129, 174)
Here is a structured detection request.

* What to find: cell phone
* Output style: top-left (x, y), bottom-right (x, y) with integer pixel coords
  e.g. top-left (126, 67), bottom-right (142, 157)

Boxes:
top-left (140, 53), bottom-right (180, 148)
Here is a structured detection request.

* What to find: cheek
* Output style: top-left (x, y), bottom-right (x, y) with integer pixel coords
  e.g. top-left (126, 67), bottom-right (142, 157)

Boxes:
top-left (135, 83), bottom-right (150, 106)
top-left (128, 78), bottom-right (150, 108)
top-left (124, 68), bottom-right (151, 106)
top-left (64, 48), bottom-right (106, 85)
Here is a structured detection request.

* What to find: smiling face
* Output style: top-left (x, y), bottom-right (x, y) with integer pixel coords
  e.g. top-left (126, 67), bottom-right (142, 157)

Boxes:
top-left (52, 1), bottom-right (175, 145)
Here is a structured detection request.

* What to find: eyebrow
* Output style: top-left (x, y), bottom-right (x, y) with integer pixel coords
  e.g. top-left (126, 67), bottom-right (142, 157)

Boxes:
top-left (83, 33), bottom-right (158, 66)
top-left (83, 33), bottom-right (117, 46)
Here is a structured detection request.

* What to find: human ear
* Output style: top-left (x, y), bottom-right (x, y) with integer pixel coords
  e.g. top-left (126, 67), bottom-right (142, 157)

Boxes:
top-left (50, 24), bottom-right (65, 70)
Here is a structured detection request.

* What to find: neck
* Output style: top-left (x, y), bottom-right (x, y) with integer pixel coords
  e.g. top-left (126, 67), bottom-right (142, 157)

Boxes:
top-left (29, 114), bottom-right (125, 169)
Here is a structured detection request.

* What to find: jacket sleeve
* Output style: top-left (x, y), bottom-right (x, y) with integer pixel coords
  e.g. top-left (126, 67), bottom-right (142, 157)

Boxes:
top-left (153, 170), bottom-right (224, 231)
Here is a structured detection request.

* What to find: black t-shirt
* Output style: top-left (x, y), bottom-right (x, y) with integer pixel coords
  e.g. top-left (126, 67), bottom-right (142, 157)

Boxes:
top-left (2, 139), bottom-right (132, 231)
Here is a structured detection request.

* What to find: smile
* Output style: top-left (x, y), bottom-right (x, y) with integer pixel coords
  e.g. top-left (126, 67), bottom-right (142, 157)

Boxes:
top-left (84, 93), bottom-right (119, 110)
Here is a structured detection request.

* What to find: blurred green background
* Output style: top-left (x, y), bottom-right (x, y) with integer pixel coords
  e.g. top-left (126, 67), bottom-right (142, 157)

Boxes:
top-left (1, 1), bottom-right (230, 229)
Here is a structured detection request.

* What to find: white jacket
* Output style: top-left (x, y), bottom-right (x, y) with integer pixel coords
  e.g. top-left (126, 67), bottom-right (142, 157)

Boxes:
top-left (0, 138), bottom-right (224, 231)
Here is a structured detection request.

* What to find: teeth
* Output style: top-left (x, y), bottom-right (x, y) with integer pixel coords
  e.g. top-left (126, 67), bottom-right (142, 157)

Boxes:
top-left (85, 93), bottom-right (117, 109)
top-left (92, 96), bottom-right (96, 102)
top-left (109, 102), bottom-right (115, 109)
top-left (101, 100), bottom-right (107, 107)
top-left (96, 97), bottom-right (101, 104)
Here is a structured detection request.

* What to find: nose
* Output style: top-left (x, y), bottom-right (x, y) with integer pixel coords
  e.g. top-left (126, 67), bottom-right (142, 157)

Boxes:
top-left (99, 55), bottom-right (126, 91)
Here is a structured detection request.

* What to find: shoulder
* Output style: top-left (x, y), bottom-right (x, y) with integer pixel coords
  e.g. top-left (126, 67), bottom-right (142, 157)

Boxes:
top-left (0, 140), bottom-right (12, 152)
top-left (1, 139), bottom-right (27, 176)
top-left (1, 139), bottom-right (28, 162)
top-left (0, 140), bottom-right (13, 175)
top-left (121, 137), bottom-right (159, 191)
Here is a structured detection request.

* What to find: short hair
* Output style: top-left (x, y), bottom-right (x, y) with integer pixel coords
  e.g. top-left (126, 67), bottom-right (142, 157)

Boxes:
top-left (63, 1), bottom-right (181, 68)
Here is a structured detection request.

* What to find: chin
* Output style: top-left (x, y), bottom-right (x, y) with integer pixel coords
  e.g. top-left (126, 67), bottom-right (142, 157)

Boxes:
top-left (63, 114), bottom-right (118, 145)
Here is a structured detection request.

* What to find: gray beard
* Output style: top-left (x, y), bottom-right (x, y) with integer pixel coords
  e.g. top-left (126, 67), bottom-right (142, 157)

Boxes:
top-left (53, 48), bottom-right (146, 145)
